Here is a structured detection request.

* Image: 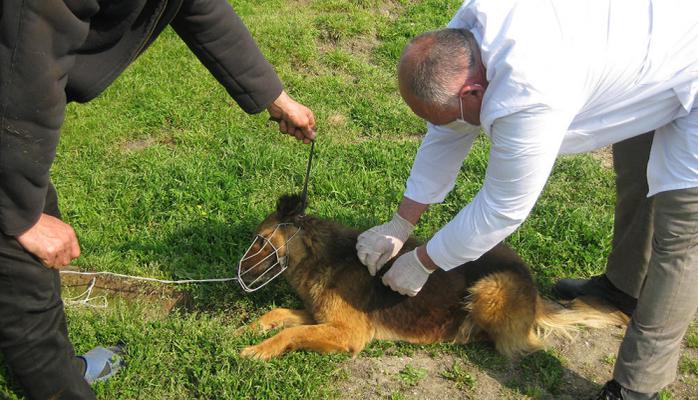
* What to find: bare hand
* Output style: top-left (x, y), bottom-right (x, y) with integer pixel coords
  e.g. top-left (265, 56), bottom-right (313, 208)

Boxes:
top-left (267, 91), bottom-right (316, 143)
top-left (16, 213), bottom-right (80, 269)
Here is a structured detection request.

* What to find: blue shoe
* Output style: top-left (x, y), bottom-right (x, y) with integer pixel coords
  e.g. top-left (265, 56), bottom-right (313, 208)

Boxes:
top-left (80, 343), bottom-right (125, 385)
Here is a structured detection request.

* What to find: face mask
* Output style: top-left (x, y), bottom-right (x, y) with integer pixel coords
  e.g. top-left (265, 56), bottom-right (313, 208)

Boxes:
top-left (454, 83), bottom-right (483, 125)
top-left (456, 96), bottom-right (466, 124)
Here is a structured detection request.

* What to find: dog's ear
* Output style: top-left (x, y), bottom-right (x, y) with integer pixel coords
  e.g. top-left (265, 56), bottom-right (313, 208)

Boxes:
top-left (276, 193), bottom-right (307, 219)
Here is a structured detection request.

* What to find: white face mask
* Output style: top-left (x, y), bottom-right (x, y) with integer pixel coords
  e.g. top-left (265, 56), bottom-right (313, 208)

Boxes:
top-left (453, 83), bottom-right (483, 126)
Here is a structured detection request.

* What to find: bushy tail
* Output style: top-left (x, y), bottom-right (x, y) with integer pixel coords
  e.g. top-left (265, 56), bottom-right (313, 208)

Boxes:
top-left (457, 271), bottom-right (630, 358)
top-left (534, 296), bottom-right (630, 341)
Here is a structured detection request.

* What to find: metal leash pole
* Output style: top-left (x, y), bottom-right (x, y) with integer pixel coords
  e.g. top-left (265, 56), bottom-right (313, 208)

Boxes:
top-left (301, 140), bottom-right (315, 210)
top-left (267, 115), bottom-right (315, 208)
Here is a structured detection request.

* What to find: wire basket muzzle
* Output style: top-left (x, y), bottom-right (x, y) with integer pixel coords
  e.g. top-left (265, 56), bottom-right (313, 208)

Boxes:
top-left (237, 223), bottom-right (300, 293)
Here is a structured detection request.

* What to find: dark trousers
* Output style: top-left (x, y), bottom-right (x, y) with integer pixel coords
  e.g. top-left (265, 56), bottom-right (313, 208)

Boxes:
top-left (0, 184), bottom-right (94, 399)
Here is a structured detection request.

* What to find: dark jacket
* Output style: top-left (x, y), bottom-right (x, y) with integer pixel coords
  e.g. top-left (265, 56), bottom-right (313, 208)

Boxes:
top-left (0, 0), bottom-right (283, 235)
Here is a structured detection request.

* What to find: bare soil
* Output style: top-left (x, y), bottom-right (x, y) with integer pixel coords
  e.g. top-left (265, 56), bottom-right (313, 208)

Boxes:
top-left (337, 320), bottom-right (698, 400)
top-left (591, 146), bottom-right (613, 169)
top-left (60, 271), bottom-right (191, 315)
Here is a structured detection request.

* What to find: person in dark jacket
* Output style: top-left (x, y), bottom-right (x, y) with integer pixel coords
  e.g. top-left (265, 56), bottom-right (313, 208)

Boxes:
top-left (0, 1), bottom-right (317, 399)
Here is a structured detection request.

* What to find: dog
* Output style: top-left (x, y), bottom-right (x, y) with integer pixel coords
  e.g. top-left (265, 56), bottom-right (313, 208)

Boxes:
top-left (239, 194), bottom-right (628, 360)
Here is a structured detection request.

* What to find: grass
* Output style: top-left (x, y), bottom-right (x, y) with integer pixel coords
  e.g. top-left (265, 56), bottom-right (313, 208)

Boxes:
top-left (1, 0), bottom-right (692, 399)
top-left (686, 323), bottom-right (698, 349)
top-left (440, 361), bottom-right (477, 390)
top-left (511, 351), bottom-right (566, 397)
top-left (397, 364), bottom-right (428, 387)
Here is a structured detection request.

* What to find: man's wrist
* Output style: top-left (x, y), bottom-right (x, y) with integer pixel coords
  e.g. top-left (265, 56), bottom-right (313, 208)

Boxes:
top-left (416, 245), bottom-right (439, 271)
top-left (266, 90), bottom-right (288, 114)
top-left (396, 196), bottom-right (429, 226)
top-left (390, 212), bottom-right (415, 236)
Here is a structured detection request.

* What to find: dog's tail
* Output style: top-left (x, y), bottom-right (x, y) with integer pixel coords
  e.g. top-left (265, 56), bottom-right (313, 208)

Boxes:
top-left (534, 295), bottom-right (630, 341)
top-left (458, 270), bottom-right (629, 358)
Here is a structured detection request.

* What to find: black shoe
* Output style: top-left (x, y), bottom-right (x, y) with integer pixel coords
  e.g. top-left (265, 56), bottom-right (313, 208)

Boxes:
top-left (596, 380), bottom-right (658, 400)
top-left (553, 274), bottom-right (637, 317)
top-left (597, 380), bottom-right (623, 400)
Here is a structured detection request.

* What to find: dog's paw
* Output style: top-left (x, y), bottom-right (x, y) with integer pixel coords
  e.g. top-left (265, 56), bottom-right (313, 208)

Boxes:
top-left (234, 322), bottom-right (262, 336)
top-left (240, 344), bottom-right (281, 360)
top-left (233, 325), bottom-right (250, 336)
top-left (234, 321), bottom-right (279, 336)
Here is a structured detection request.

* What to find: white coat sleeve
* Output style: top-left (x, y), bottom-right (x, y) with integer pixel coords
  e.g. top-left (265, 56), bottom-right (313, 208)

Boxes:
top-left (426, 107), bottom-right (573, 270)
top-left (404, 122), bottom-right (480, 204)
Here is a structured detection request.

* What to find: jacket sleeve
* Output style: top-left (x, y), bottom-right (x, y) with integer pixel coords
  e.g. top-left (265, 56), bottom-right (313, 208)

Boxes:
top-left (0, 1), bottom-right (98, 236)
top-left (171, 0), bottom-right (284, 114)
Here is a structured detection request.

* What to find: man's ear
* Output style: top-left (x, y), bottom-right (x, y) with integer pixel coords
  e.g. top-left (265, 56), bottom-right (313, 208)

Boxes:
top-left (458, 83), bottom-right (484, 98)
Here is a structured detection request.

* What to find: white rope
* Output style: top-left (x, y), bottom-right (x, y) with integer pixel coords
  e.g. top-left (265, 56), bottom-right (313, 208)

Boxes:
top-left (59, 270), bottom-right (237, 309)
top-left (63, 277), bottom-right (108, 309)
top-left (59, 269), bottom-right (238, 284)
top-left (59, 223), bottom-right (293, 305)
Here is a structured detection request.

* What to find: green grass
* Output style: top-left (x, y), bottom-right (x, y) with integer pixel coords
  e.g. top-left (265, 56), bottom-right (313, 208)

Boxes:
top-left (680, 355), bottom-right (698, 376)
top-left (397, 364), bottom-right (428, 387)
top-left (686, 323), bottom-right (698, 349)
top-left (440, 361), bottom-right (477, 390)
top-left (0, 0), bottom-right (662, 399)
top-left (510, 350), bottom-right (566, 397)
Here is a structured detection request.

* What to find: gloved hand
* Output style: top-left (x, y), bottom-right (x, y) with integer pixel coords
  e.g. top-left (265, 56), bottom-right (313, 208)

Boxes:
top-left (381, 249), bottom-right (434, 297)
top-left (356, 213), bottom-right (415, 276)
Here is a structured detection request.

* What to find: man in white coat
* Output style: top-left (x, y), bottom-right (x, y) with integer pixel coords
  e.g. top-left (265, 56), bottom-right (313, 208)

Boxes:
top-left (356, 1), bottom-right (698, 399)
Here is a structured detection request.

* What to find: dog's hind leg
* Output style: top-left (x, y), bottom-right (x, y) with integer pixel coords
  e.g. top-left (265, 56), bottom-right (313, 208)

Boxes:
top-left (240, 322), bottom-right (371, 360)
top-left (454, 316), bottom-right (483, 345)
top-left (242, 308), bottom-right (315, 334)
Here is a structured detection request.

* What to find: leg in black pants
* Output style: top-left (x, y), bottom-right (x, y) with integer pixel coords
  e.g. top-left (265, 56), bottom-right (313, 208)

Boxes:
top-left (0, 183), bottom-right (94, 399)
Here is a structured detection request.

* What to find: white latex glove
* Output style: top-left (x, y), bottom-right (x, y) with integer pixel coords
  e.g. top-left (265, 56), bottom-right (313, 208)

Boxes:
top-left (381, 249), bottom-right (434, 297)
top-left (356, 213), bottom-right (415, 276)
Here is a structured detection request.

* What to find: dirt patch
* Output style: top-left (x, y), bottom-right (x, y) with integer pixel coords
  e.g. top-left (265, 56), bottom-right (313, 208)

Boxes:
top-left (120, 136), bottom-right (176, 153)
top-left (327, 113), bottom-right (348, 128)
top-left (591, 146), bottom-right (613, 169)
top-left (60, 270), bottom-right (191, 314)
top-left (338, 317), bottom-right (698, 399)
top-left (338, 353), bottom-right (476, 400)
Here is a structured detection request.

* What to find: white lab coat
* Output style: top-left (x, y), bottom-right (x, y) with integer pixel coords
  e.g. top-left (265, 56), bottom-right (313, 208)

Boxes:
top-left (404, 0), bottom-right (698, 270)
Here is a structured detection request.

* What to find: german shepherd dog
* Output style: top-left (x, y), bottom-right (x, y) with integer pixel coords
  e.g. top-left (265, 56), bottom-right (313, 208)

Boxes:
top-left (239, 194), bottom-right (628, 360)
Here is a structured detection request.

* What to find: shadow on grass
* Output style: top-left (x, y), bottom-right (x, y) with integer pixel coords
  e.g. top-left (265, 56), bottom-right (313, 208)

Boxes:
top-left (102, 203), bottom-right (394, 310)
top-left (456, 342), bottom-right (601, 399)
top-left (61, 198), bottom-right (398, 325)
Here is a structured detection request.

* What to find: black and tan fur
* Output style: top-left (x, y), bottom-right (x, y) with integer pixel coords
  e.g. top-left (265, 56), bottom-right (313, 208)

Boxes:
top-left (240, 194), bottom-right (628, 360)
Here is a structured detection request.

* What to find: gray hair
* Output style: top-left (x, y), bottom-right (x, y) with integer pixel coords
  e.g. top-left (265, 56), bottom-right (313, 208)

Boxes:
top-left (399, 29), bottom-right (477, 108)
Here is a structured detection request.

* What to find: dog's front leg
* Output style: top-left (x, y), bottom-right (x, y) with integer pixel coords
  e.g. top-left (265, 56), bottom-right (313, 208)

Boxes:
top-left (240, 308), bottom-right (315, 334)
top-left (240, 322), bottom-right (369, 360)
